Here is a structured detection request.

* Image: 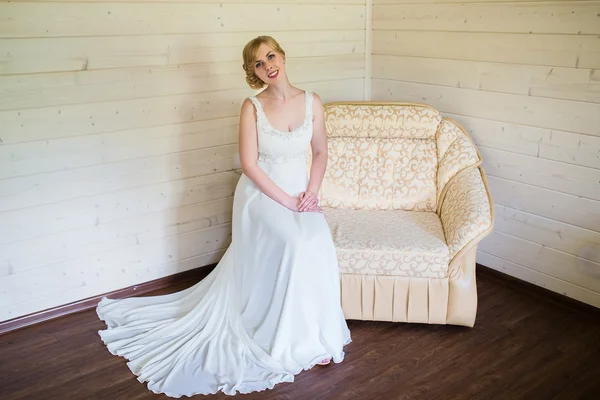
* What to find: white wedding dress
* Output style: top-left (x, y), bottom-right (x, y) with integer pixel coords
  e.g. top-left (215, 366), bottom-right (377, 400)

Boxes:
top-left (96, 90), bottom-right (351, 397)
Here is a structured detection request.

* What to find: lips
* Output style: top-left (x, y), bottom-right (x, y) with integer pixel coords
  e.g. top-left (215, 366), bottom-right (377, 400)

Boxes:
top-left (267, 70), bottom-right (279, 79)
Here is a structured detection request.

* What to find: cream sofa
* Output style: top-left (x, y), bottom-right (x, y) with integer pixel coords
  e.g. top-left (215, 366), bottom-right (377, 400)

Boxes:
top-left (315, 102), bottom-right (494, 327)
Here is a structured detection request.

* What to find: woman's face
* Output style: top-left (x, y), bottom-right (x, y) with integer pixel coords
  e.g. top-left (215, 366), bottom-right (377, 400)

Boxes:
top-left (253, 43), bottom-right (285, 86)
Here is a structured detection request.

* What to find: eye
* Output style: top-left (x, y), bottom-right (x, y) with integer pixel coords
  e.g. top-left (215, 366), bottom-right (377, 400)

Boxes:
top-left (268, 54), bottom-right (275, 60)
top-left (255, 61), bottom-right (261, 68)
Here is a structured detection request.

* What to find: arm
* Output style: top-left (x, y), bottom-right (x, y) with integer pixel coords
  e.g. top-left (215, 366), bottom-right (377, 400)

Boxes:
top-left (307, 93), bottom-right (328, 194)
top-left (435, 118), bottom-right (481, 207)
top-left (439, 167), bottom-right (494, 260)
top-left (296, 93), bottom-right (326, 197)
top-left (238, 99), bottom-right (298, 211)
top-left (298, 93), bottom-right (328, 211)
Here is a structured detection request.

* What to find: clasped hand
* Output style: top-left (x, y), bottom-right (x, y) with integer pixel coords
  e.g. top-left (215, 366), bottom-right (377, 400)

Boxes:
top-left (285, 191), bottom-right (322, 213)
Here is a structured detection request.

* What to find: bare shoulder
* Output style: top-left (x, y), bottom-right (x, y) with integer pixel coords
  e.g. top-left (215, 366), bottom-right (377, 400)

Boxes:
top-left (311, 91), bottom-right (324, 106)
top-left (240, 98), bottom-right (257, 119)
top-left (241, 97), bottom-right (254, 112)
top-left (239, 98), bottom-right (258, 133)
top-left (310, 91), bottom-right (325, 118)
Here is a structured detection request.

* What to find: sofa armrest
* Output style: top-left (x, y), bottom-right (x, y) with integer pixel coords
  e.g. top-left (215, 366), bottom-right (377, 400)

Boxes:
top-left (440, 166), bottom-right (494, 260)
top-left (435, 118), bottom-right (481, 208)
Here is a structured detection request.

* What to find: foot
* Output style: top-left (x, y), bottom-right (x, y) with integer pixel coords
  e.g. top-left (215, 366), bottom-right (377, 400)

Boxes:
top-left (316, 358), bottom-right (331, 366)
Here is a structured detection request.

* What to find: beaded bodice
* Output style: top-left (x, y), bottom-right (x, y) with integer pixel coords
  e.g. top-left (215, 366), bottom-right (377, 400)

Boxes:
top-left (248, 91), bottom-right (313, 164)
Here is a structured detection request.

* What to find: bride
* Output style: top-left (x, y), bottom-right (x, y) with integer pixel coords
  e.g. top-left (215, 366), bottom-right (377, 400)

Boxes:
top-left (96, 35), bottom-right (351, 397)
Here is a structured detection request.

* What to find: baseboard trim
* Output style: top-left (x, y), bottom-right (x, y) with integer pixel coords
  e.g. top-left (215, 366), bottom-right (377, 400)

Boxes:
top-left (0, 264), bottom-right (217, 336)
top-left (477, 264), bottom-right (600, 316)
top-left (3, 263), bottom-right (596, 336)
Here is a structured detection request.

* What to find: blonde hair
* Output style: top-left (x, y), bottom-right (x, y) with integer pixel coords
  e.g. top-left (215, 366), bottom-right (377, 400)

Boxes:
top-left (242, 36), bottom-right (286, 90)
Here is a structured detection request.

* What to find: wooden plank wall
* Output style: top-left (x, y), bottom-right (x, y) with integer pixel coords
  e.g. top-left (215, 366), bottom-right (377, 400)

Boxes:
top-left (372, 0), bottom-right (600, 307)
top-left (0, 0), bottom-right (367, 322)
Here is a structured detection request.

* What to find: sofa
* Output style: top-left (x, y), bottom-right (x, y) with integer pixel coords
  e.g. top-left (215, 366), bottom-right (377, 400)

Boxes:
top-left (313, 102), bottom-right (494, 327)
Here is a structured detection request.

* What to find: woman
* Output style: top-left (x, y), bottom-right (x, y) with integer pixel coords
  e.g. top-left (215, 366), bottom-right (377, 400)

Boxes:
top-left (96, 35), bottom-right (351, 397)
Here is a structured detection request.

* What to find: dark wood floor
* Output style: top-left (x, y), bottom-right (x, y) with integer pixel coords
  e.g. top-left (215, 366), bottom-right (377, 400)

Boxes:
top-left (2, 268), bottom-right (599, 400)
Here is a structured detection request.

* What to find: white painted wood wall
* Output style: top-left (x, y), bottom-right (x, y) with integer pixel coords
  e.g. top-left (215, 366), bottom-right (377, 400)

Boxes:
top-left (0, 0), bottom-right (368, 322)
top-left (2, 0), bottom-right (599, 322)
top-left (372, 0), bottom-right (600, 307)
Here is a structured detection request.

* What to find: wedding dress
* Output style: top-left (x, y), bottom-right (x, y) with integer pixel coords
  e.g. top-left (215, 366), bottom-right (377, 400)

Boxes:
top-left (96, 90), bottom-right (351, 397)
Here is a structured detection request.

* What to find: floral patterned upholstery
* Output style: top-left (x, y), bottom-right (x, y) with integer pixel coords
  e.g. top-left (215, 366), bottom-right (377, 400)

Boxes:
top-left (440, 167), bottom-right (493, 258)
top-left (320, 137), bottom-right (437, 211)
top-left (321, 102), bottom-right (494, 327)
top-left (324, 208), bottom-right (450, 278)
top-left (325, 103), bottom-right (442, 139)
top-left (436, 119), bottom-right (481, 206)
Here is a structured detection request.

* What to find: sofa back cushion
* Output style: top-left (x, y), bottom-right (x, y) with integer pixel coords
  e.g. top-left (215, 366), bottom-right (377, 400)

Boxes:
top-left (320, 136), bottom-right (437, 211)
top-left (319, 103), bottom-right (441, 211)
top-left (324, 103), bottom-right (442, 139)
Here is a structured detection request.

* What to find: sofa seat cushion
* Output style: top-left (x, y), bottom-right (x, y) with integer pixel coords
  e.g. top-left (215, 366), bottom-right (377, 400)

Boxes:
top-left (324, 208), bottom-right (450, 278)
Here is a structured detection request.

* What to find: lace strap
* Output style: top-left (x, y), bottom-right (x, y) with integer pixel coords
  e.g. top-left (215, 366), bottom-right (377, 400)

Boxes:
top-left (304, 90), bottom-right (314, 121)
top-left (248, 96), bottom-right (264, 117)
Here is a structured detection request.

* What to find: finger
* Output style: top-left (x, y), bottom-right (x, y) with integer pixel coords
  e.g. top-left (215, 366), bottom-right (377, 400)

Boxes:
top-left (303, 193), bottom-right (315, 203)
top-left (299, 196), bottom-right (313, 210)
top-left (300, 203), bottom-right (313, 212)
